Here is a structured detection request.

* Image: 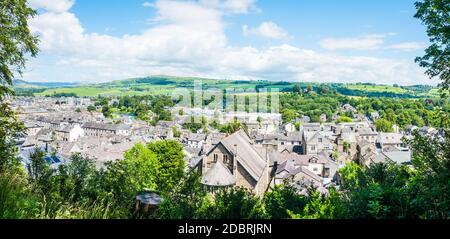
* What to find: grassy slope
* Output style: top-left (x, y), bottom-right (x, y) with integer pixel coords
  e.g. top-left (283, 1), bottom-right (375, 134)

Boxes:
top-left (33, 76), bottom-right (438, 98)
top-left (344, 84), bottom-right (410, 94)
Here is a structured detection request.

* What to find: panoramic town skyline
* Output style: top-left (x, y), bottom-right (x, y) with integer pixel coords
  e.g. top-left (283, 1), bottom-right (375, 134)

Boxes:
top-left (2, 0), bottom-right (449, 222)
top-left (24, 0), bottom-right (438, 85)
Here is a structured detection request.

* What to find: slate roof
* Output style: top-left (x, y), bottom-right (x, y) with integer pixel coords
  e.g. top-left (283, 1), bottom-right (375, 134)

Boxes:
top-left (156, 120), bottom-right (175, 128)
top-left (339, 131), bottom-right (357, 143)
top-left (82, 122), bottom-right (119, 131)
top-left (56, 125), bottom-right (74, 133)
top-left (184, 146), bottom-right (202, 157)
top-left (56, 141), bottom-right (79, 157)
top-left (201, 160), bottom-right (236, 186)
top-left (378, 132), bottom-right (403, 145)
top-left (149, 126), bottom-right (171, 137)
top-left (206, 133), bottom-right (227, 145)
top-left (116, 124), bottom-right (132, 130)
top-left (277, 153), bottom-right (336, 174)
top-left (304, 131), bottom-right (334, 144)
top-left (302, 123), bottom-right (322, 131)
top-left (285, 131), bottom-right (302, 141)
top-left (212, 130), bottom-right (266, 182)
top-left (356, 128), bottom-right (378, 135)
top-left (383, 150), bottom-right (412, 164)
top-left (279, 145), bottom-right (302, 154)
top-left (24, 121), bottom-right (43, 128)
top-left (357, 139), bottom-right (371, 149)
top-left (276, 159), bottom-right (322, 183)
top-left (22, 137), bottom-right (38, 147)
top-left (36, 116), bottom-right (61, 124)
top-left (188, 133), bottom-right (206, 142)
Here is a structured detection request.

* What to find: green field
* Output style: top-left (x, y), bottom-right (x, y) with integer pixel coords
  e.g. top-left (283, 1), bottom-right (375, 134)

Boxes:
top-left (35, 86), bottom-right (178, 97)
top-left (345, 84), bottom-right (410, 94)
top-left (22, 75), bottom-right (439, 98)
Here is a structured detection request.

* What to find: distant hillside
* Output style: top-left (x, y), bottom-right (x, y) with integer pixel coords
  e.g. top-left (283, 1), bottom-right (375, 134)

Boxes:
top-left (28, 75), bottom-right (439, 98)
top-left (13, 79), bottom-right (79, 89)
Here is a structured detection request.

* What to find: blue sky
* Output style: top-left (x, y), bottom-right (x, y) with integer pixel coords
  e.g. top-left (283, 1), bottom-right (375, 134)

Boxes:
top-left (25, 0), bottom-right (436, 85)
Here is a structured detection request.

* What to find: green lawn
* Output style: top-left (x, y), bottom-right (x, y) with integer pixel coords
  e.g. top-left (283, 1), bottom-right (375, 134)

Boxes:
top-left (345, 84), bottom-right (410, 94)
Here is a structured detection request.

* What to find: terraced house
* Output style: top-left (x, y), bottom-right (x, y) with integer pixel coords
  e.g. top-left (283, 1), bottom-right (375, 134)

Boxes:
top-left (82, 122), bottom-right (131, 137)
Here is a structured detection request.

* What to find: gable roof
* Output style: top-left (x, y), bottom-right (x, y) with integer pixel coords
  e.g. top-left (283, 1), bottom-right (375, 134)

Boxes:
top-left (56, 125), bottom-right (74, 133)
top-left (378, 132), bottom-right (403, 144)
top-left (304, 131), bottom-right (334, 144)
top-left (56, 141), bottom-right (80, 157)
top-left (293, 166), bottom-right (323, 183)
top-left (383, 150), bottom-right (412, 164)
top-left (209, 130), bottom-right (266, 182)
top-left (356, 128), bottom-right (378, 136)
top-left (277, 153), bottom-right (337, 174)
top-left (201, 160), bottom-right (236, 186)
top-left (82, 122), bottom-right (118, 131)
top-left (188, 133), bottom-right (206, 142)
top-left (24, 121), bottom-right (43, 129)
top-left (279, 145), bottom-right (302, 154)
top-left (276, 159), bottom-right (322, 184)
top-left (286, 131), bottom-right (302, 141)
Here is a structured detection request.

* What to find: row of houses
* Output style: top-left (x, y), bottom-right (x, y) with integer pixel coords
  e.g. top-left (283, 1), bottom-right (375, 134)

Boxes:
top-left (179, 119), bottom-right (424, 196)
top-left (184, 129), bottom-right (342, 196)
top-left (14, 98), bottom-right (439, 197)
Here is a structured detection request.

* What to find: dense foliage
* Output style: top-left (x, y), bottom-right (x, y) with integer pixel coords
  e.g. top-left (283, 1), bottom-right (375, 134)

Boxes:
top-left (280, 91), bottom-right (447, 129)
top-left (0, 0), bottom-right (39, 96)
top-left (414, 0), bottom-right (450, 92)
top-left (160, 131), bottom-right (449, 219)
top-left (93, 95), bottom-right (175, 124)
top-left (0, 140), bottom-right (186, 219)
top-left (281, 92), bottom-right (342, 123)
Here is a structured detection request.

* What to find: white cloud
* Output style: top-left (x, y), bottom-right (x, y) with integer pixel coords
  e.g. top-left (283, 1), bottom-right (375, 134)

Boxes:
top-left (29, 12), bottom-right (85, 52)
top-left (388, 42), bottom-right (425, 51)
top-left (28, 0), bottom-right (75, 13)
top-left (199, 0), bottom-right (258, 14)
top-left (142, 2), bottom-right (154, 8)
top-left (218, 45), bottom-right (433, 85)
top-left (30, 0), bottom-right (226, 61)
top-left (320, 33), bottom-right (424, 52)
top-left (26, 0), bottom-right (434, 86)
top-left (319, 34), bottom-right (387, 50)
top-left (243, 21), bottom-right (290, 40)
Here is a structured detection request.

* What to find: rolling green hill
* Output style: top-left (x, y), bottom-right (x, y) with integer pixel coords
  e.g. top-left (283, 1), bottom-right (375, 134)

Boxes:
top-left (17, 75), bottom-right (438, 98)
top-left (13, 79), bottom-right (79, 89)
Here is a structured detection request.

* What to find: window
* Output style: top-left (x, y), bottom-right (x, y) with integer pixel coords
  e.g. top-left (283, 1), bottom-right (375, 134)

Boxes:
top-left (310, 146), bottom-right (316, 151)
top-left (318, 138), bottom-right (323, 143)
top-left (213, 154), bottom-right (218, 162)
top-left (223, 154), bottom-right (228, 163)
top-left (324, 168), bottom-right (330, 178)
